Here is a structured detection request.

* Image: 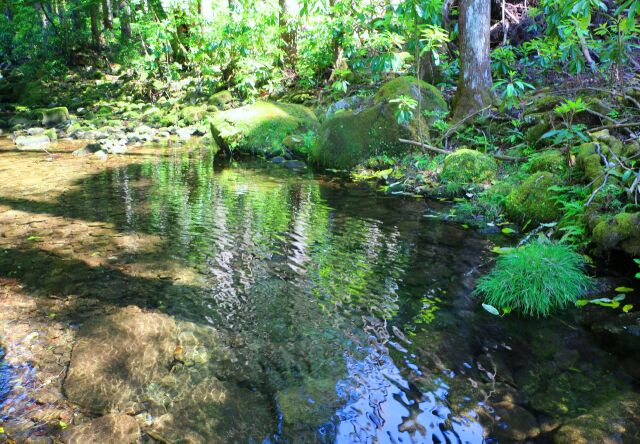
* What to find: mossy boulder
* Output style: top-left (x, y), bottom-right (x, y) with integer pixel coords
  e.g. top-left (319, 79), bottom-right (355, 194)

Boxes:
top-left (592, 212), bottom-right (640, 255)
top-left (526, 150), bottom-right (567, 175)
top-left (440, 148), bottom-right (497, 184)
top-left (180, 105), bottom-right (208, 125)
top-left (210, 101), bottom-right (318, 157)
top-left (41, 107), bottom-right (69, 126)
top-left (505, 172), bottom-right (562, 224)
top-left (209, 90), bottom-right (233, 109)
top-left (311, 76), bottom-right (447, 170)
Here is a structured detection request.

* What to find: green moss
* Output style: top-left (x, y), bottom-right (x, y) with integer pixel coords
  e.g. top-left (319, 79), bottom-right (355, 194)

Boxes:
top-left (525, 150), bottom-right (566, 175)
top-left (525, 121), bottom-right (551, 145)
top-left (43, 128), bottom-right (57, 141)
top-left (210, 101), bottom-right (318, 157)
top-left (440, 148), bottom-right (496, 184)
top-left (374, 75), bottom-right (447, 123)
top-left (592, 212), bottom-right (640, 255)
top-left (311, 76), bottom-right (447, 170)
top-left (41, 107), bottom-right (69, 126)
top-left (575, 142), bottom-right (602, 183)
top-left (208, 90), bottom-right (233, 109)
top-left (526, 94), bottom-right (565, 114)
top-left (180, 105), bottom-right (207, 125)
top-left (505, 172), bottom-right (562, 224)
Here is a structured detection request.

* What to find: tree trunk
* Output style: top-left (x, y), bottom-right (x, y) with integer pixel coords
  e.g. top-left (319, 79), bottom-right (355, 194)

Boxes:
top-left (34, 2), bottom-right (49, 47)
top-left (101, 0), bottom-right (113, 30)
top-left (279, 0), bottom-right (298, 68)
top-left (452, 0), bottom-right (494, 121)
top-left (89, 1), bottom-right (105, 48)
top-left (119, 1), bottom-right (132, 40)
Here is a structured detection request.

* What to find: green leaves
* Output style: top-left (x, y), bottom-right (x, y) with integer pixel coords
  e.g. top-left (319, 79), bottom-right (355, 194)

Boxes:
top-left (482, 303), bottom-right (501, 316)
top-left (390, 95), bottom-right (418, 125)
top-left (475, 242), bottom-right (593, 317)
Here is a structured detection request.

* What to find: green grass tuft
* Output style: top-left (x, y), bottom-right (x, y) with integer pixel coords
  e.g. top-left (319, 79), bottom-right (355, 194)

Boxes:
top-left (474, 242), bottom-right (593, 317)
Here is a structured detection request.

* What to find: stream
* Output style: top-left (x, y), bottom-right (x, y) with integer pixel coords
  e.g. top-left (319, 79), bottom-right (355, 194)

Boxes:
top-left (0, 139), bottom-right (638, 443)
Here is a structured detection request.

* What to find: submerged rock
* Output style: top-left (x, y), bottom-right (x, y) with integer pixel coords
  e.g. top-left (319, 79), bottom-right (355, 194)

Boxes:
top-left (147, 377), bottom-right (275, 444)
top-left (41, 107), bottom-right (70, 126)
top-left (62, 414), bottom-right (141, 444)
top-left (491, 402), bottom-right (541, 442)
top-left (277, 377), bottom-right (340, 431)
top-left (553, 392), bottom-right (640, 444)
top-left (64, 306), bottom-right (177, 414)
top-left (210, 101), bottom-right (318, 157)
top-left (311, 76), bottom-right (447, 170)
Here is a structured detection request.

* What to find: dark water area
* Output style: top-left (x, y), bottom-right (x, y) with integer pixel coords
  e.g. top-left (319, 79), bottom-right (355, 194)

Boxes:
top-left (0, 145), bottom-right (638, 443)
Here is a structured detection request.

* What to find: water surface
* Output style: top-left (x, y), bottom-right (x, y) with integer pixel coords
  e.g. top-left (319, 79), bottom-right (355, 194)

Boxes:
top-left (0, 142), bottom-right (637, 443)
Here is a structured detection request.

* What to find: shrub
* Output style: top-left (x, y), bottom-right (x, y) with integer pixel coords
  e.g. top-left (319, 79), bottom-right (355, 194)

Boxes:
top-left (474, 242), bottom-right (592, 317)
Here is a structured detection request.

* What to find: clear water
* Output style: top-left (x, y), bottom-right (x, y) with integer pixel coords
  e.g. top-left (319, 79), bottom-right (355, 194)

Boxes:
top-left (0, 143), bottom-right (637, 443)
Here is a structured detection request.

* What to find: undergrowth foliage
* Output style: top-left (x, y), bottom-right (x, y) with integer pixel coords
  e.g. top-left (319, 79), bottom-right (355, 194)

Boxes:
top-left (475, 242), bottom-right (593, 317)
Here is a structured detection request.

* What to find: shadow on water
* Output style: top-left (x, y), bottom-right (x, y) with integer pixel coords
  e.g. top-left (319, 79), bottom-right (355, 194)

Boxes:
top-left (0, 147), bottom-right (638, 443)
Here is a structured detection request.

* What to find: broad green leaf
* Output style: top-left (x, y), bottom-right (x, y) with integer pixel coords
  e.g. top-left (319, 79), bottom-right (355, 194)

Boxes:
top-left (482, 303), bottom-right (501, 316)
top-left (501, 227), bottom-right (515, 234)
top-left (623, 304), bottom-right (634, 313)
top-left (576, 299), bottom-right (589, 306)
top-left (615, 287), bottom-right (634, 293)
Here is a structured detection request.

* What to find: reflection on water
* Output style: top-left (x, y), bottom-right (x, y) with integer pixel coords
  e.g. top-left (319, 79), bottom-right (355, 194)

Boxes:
top-left (0, 145), bottom-right (637, 443)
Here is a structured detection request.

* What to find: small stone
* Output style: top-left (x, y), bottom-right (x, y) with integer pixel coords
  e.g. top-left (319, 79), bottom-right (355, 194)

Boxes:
top-left (62, 414), bottom-right (141, 444)
top-left (27, 127), bottom-right (45, 136)
top-left (94, 149), bottom-right (108, 161)
top-left (272, 156), bottom-right (285, 164)
top-left (72, 143), bottom-right (102, 157)
top-left (284, 160), bottom-right (306, 169)
top-left (15, 134), bottom-right (50, 149)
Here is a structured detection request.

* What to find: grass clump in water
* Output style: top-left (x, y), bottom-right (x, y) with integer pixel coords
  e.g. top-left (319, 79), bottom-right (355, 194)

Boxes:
top-left (474, 242), bottom-right (593, 317)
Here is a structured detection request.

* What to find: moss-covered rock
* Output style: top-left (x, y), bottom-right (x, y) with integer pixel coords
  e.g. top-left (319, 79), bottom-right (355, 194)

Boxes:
top-left (440, 148), bottom-right (497, 184)
top-left (43, 128), bottom-right (57, 141)
top-left (41, 107), bottom-right (69, 126)
top-left (526, 150), bottom-right (567, 175)
top-left (180, 105), bottom-right (208, 125)
top-left (505, 172), bottom-right (562, 224)
top-left (311, 76), bottom-right (448, 169)
top-left (208, 90), bottom-right (233, 109)
top-left (373, 76), bottom-right (447, 124)
top-left (576, 142), bottom-right (602, 183)
top-left (592, 212), bottom-right (640, 255)
top-left (210, 101), bottom-right (318, 157)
